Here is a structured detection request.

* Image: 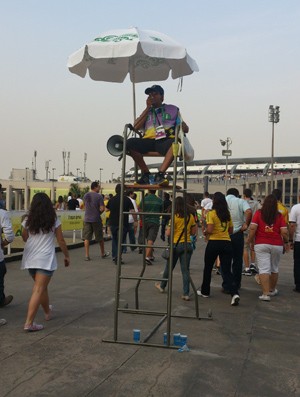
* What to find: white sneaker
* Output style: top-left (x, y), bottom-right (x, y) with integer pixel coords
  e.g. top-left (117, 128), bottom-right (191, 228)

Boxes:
top-left (231, 294), bottom-right (240, 306)
top-left (197, 291), bottom-right (209, 298)
top-left (259, 294), bottom-right (271, 301)
top-left (268, 289), bottom-right (278, 297)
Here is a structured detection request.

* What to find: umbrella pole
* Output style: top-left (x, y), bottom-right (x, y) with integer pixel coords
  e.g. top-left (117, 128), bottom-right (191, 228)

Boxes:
top-left (132, 81), bottom-right (137, 121)
top-left (132, 80), bottom-right (139, 181)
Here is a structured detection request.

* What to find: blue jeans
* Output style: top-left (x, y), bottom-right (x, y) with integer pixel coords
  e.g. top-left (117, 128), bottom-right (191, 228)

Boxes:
top-left (160, 242), bottom-right (193, 296)
top-left (122, 223), bottom-right (136, 253)
top-left (0, 260), bottom-right (7, 305)
top-left (111, 225), bottom-right (128, 259)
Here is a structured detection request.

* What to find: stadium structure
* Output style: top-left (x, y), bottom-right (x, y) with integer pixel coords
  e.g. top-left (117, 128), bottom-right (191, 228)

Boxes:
top-left (126, 156), bottom-right (300, 207)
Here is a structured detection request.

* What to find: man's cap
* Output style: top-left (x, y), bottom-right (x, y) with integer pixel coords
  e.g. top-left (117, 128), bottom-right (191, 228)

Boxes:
top-left (145, 85), bottom-right (164, 96)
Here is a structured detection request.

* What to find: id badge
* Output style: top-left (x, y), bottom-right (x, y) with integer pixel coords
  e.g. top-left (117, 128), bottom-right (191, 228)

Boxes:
top-left (155, 125), bottom-right (167, 140)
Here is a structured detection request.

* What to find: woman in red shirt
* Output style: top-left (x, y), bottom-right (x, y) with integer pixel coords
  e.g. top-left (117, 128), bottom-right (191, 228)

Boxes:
top-left (248, 194), bottom-right (289, 301)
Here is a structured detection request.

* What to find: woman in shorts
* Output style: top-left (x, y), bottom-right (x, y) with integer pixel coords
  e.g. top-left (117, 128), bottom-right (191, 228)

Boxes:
top-left (21, 193), bottom-right (70, 331)
top-left (248, 194), bottom-right (289, 301)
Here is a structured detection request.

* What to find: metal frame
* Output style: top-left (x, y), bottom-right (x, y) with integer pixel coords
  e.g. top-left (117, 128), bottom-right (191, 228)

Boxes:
top-left (103, 124), bottom-right (212, 348)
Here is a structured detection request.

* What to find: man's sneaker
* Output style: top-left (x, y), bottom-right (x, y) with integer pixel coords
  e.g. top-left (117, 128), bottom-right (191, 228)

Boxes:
top-left (135, 173), bottom-right (150, 185)
top-left (242, 268), bottom-right (252, 276)
top-left (259, 294), bottom-right (270, 301)
top-left (250, 264), bottom-right (258, 274)
top-left (0, 295), bottom-right (13, 307)
top-left (268, 289), bottom-right (278, 297)
top-left (145, 257), bottom-right (153, 266)
top-left (113, 258), bottom-right (124, 265)
top-left (231, 294), bottom-right (240, 306)
top-left (154, 172), bottom-right (169, 186)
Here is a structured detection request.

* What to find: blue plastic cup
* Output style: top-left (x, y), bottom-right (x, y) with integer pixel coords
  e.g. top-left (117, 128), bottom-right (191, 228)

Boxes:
top-left (133, 329), bottom-right (141, 343)
top-left (180, 335), bottom-right (188, 346)
top-left (173, 333), bottom-right (181, 346)
top-left (163, 332), bottom-right (168, 345)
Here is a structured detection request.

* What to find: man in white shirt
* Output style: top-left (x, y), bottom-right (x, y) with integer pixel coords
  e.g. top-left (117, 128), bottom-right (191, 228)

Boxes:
top-left (225, 188), bottom-right (252, 291)
top-left (201, 191), bottom-right (212, 212)
top-left (289, 191), bottom-right (300, 292)
top-left (242, 188), bottom-right (261, 276)
top-left (123, 191), bottom-right (139, 252)
top-left (0, 209), bottom-right (14, 317)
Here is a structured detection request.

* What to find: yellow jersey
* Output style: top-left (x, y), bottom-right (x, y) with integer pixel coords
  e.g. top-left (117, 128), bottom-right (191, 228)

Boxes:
top-left (206, 210), bottom-right (233, 241)
top-left (277, 201), bottom-right (289, 224)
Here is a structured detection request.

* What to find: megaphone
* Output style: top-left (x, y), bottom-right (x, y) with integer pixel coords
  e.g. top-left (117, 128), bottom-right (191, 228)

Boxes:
top-left (107, 135), bottom-right (124, 157)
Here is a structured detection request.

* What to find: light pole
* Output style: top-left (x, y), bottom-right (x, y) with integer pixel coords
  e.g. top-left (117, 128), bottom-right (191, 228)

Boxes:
top-left (76, 168), bottom-right (80, 179)
top-left (83, 152), bottom-right (87, 180)
top-left (67, 152), bottom-right (70, 175)
top-left (33, 150), bottom-right (37, 179)
top-left (25, 167), bottom-right (29, 210)
top-left (220, 138), bottom-right (232, 193)
top-left (268, 105), bottom-right (280, 190)
top-left (62, 150), bottom-right (66, 175)
top-left (45, 160), bottom-right (51, 181)
top-left (111, 172), bottom-right (114, 182)
top-left (52, 168), bottom-right (56, 180)
top-left (99, 168), bottom-right (103, 185)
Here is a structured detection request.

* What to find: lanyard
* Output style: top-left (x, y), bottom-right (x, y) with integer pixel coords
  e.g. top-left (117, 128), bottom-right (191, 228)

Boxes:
top-left (152, 106), bottom-right (165, 127)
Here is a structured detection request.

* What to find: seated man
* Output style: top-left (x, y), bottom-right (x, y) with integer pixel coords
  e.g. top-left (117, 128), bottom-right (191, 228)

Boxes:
top-left (127, 85), bottom-right (189, 186)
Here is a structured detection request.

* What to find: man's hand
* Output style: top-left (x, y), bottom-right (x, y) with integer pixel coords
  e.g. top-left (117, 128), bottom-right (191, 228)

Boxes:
top-left (182, 121), bottom-right (189, 133)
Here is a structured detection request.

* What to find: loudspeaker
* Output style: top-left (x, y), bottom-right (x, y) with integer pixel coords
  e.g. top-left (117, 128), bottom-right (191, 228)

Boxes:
top-left (107, 135), bottom-right (124, 157)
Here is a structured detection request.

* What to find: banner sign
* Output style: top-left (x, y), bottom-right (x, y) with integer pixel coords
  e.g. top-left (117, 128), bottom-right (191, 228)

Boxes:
top-left (8, 210), bottom-right (84, 235)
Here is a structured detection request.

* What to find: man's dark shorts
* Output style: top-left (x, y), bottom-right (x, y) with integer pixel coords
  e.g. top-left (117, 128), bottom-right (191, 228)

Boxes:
top-left (145, 222), bottom-right (160, 242)
top-left (127, 138), bottom-right (174, 156)
top-left (83, 221), bottom-right (103, 242)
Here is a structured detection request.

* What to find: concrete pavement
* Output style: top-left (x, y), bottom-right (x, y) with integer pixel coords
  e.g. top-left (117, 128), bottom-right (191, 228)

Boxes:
top-left (0, 239), bottom-right (300, 397)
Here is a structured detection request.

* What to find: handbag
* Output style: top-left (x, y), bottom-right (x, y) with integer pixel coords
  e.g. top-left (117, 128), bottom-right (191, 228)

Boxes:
top-left (161, 221), bottom-right (187, 260)
top-left (177, 112), bottom-right (194, 163)
top-left (161, 247), bottom-right (170, 260)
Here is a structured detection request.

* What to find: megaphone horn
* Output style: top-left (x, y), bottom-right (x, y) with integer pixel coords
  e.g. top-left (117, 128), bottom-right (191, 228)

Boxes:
top-left (107, 135), bottom-right (124, 157)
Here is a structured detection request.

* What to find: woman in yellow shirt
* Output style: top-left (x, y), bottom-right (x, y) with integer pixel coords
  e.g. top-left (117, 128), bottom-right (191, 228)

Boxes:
top-left (198, 192), bottom-right (240, 306)
top-left (155, 196), bottom-right (196, 301)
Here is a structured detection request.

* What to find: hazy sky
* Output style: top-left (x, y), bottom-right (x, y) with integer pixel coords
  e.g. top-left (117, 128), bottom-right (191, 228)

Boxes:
top-left (1, 1), bottom-right (300, 182)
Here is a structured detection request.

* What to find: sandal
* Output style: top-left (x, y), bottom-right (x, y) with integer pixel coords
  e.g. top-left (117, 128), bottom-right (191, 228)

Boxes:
top-left (181, 295), bottom-right (191, 301)
top-left (24, 323), bottom-right (44, 332)
top-left (102, 252), bottom-right (110, 258)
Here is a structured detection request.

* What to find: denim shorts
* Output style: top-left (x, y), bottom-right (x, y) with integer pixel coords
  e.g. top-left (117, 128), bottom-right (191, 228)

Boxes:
top-left (28, 268), bottom-right (54, 277)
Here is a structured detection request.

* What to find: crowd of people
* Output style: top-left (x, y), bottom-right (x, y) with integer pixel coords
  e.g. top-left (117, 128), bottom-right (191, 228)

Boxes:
top-left (1, 183), bottom-right (300, 331)
top-left (0, 82), bottom-right (299, 329)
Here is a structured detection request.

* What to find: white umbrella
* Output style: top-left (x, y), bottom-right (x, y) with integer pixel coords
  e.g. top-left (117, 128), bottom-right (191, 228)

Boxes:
top-left (67, 27), bottom-right (199, 118)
